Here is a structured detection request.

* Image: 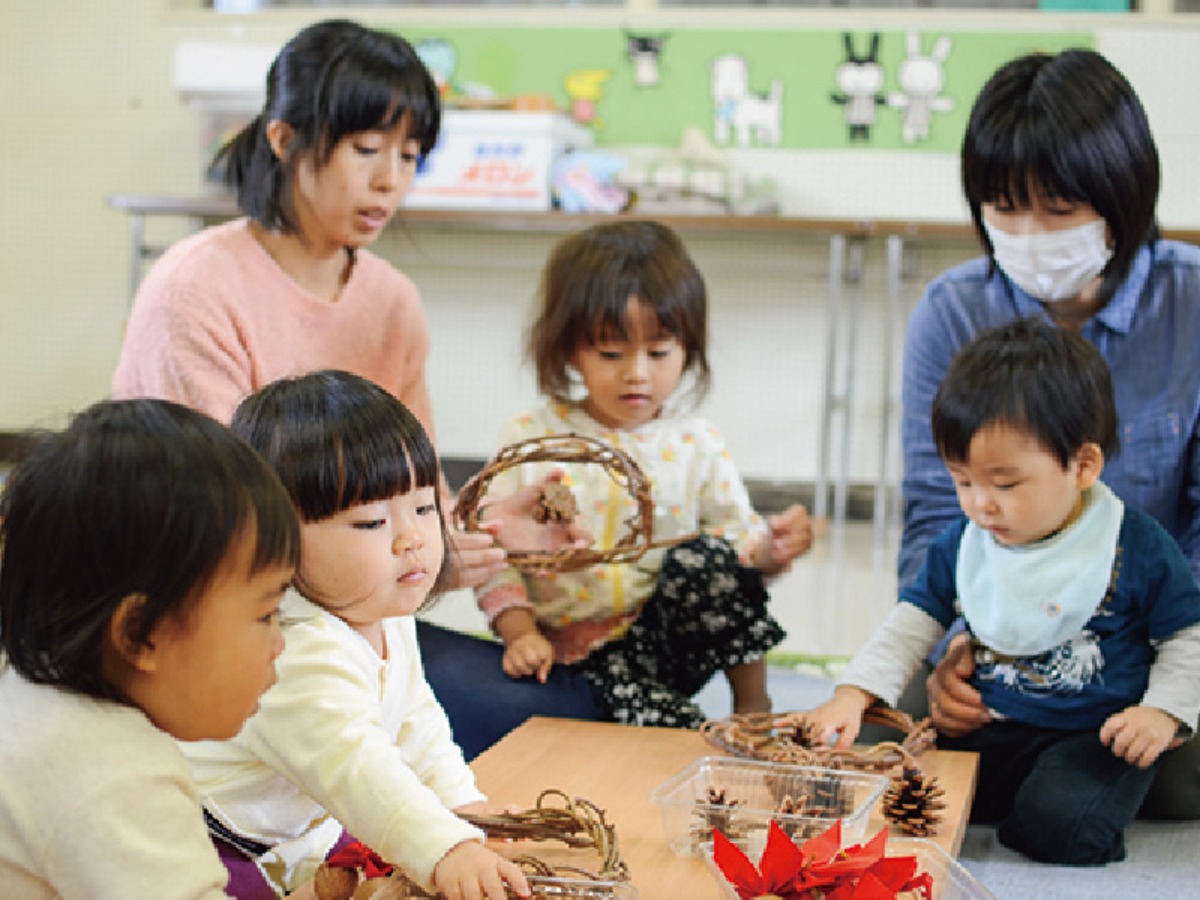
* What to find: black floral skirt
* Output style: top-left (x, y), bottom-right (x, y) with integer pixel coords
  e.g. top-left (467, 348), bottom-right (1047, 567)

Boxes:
top-left (574, 534), bottom-right (786, 728)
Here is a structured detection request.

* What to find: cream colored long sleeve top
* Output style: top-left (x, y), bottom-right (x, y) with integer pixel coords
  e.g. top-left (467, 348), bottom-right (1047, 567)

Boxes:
top-left (477, 401), bottom-right (767, 663)
top-left (182, 591), bottom-right (485, 894)
top-left (0, 659), bottom-right (230, 899)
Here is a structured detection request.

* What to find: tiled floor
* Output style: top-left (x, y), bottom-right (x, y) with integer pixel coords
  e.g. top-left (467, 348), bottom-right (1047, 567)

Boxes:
top-left (762, 517), bottom-right (900, 662)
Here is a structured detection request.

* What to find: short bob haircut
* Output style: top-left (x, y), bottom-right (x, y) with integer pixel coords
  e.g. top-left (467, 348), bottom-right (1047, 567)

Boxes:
top-left (962, 48), bottom-right (1160, 306)
top-left (529, 220), bottom-right (711, 406)
top-left (214, 19), bottom-right (441, 235)
top-left (0, 399), bottom-right (300, 703)
top-left (932, 318), bottom-right (1119, 469)
top-left (230, 369), bottom-right (442, 526)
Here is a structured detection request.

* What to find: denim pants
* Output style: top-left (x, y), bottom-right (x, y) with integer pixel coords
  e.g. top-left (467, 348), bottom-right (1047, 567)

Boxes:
top-left (940, 720), bottom-right (1161, 865)
top-left (416, 619), bottom-right (606, 760)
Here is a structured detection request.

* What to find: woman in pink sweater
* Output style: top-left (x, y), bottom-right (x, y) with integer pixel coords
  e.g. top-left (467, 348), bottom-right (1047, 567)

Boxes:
top-left (115, 20), bottom-right (437, 433)
top-left (111, 20), bottom-right (503, 585)
top-left (111, 19), bottom-right (605, 763)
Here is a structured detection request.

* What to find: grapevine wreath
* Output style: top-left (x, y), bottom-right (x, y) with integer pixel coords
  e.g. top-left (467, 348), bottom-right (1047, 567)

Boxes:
top-left (453, 433), bottom-right (695, 574)
top-left (312, 790), bottom-right (628, 899)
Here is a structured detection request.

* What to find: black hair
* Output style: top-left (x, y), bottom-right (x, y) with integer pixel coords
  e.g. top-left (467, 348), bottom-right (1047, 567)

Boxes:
top-left (962, 48), bottom-right (1160, 306)
top-left (529, 220), bottom-right (710, 406)
top-left (0, 400), bottom-right (300, 702)
top-left (214, 19), bottom-right (441, 234)
top-left (230, 370), bottom-right (442, 525)
top-left (932, 318), bottom-right (1119, 469)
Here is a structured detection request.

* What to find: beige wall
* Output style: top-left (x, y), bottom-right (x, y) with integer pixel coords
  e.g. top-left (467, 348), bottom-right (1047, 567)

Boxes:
top-left (0, 2), bottom-right (311, 432)
top-left (3, 1), bottom-right (173, 430)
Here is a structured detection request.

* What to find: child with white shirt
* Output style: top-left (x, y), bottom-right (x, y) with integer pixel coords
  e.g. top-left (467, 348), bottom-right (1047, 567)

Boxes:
top-left (806, 318), bottom-right (1200, 865)
top-left (183, 370), bottom-right (528, 900)
top-left (0, 399), bottom-right (300, 898)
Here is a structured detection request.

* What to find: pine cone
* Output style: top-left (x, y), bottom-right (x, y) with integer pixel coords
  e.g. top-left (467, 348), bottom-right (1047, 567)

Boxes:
top-left (779, 716), bottom-right (824, 749)
top-left (361, 871), bottom-right (430, 899)
top-left (692, 786), bottom-right (748, 849)
top-left (774, 793), bottom-right (808, 816)
top-left (534, 482), bottom-right (578, 524)
top-left (810, 770), bottom-right (851, 818)
top-left (314, 864), bottom-right (358, 900)
top-left (774, 793), bottom-right (824, 843)
top-left (882, 766), bottom-right (947, 837)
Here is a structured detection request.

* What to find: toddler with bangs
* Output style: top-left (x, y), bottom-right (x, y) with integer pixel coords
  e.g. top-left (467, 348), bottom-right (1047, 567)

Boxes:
top-left (182, 371), bottom-right (528, 900)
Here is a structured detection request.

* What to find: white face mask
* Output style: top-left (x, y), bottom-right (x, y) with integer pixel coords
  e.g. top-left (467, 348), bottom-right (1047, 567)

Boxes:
top-left (985, 218), bottom-right (1112, 303)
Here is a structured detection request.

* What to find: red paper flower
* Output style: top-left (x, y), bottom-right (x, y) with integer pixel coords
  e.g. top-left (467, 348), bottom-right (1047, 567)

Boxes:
top-left (324, 840), bottom-right (395, 879)
top-left (712, 820), bottom-right (934, 899)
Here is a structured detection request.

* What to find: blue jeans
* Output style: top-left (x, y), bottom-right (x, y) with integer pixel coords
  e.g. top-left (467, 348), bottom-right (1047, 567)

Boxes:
top-left (415, 620), bottom-right (606, 761)
top-left (941, 721), bottom-right (1160, 865)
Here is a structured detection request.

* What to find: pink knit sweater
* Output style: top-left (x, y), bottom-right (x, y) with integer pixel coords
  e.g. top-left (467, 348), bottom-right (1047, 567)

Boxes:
top-left (112, 218), bottom-right (434, 435)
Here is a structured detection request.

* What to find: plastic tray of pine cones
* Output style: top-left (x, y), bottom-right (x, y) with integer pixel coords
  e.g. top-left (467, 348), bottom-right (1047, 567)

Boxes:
top-left (649, 756), bottom-right (888, 856)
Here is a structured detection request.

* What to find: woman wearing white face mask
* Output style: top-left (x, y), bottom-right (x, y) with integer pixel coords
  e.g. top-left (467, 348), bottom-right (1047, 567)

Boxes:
top-left (898, 48), bottom-right (1200, 820)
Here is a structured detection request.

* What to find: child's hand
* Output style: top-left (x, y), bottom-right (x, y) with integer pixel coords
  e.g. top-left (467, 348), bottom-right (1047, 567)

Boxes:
top-left (433, 840), bottom-right (530, 899)
top-left (482, 472), bottom-right (592, 561)
top-left (1099, 705), bottom-right (1183, 769)
top-left (804, 686), bottom-right (875, 750)
top-left (453, 800), bottom-right (490, 817)
top-left (740, 503), bottom-right (814, 576)
top-left (502, 631), bottom-right (555, 683)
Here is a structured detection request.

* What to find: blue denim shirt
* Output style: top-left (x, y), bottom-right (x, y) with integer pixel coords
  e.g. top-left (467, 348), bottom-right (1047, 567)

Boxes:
top-left (899, 239), bottom-right (1200, 589)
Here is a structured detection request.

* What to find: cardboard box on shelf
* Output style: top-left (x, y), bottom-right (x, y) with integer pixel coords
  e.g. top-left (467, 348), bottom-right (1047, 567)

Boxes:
top-left (408, 110), bottom-right (593, 212)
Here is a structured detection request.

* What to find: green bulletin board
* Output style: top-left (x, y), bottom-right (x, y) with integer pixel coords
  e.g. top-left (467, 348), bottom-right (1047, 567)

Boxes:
top-left (396, 26), bottom-right (1093, 153)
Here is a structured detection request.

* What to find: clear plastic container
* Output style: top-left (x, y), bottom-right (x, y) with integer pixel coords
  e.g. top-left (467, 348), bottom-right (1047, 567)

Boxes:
top-left (701, 835), bottom-right (996, 900)
top-left (525, 875), bottom-right (638, 899)
top-left (649, 755), bottom-right (889, 857)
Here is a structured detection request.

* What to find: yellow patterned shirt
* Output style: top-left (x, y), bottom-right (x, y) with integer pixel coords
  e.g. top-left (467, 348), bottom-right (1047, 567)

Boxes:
top-left (477, 402), bottom-right (766, 663)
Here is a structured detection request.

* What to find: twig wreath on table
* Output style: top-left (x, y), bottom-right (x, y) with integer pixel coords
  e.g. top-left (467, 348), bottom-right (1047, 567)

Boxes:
top-left (312, 790), bottom-right (629, 899)
top-left (701, 704), bottom-right (946, 837)
top-left (452, 433), bottom-right (695, 574)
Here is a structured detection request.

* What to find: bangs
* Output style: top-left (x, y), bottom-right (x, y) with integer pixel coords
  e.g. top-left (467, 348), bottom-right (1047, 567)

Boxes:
top-left (964, 115), bottom-right (1090, 210)
top-left (278, 413), bottom-right (439, 523)
top-left (582, 277), bottom-right (690, 347)
top-left (316, 46), bottom-right (440, 158)
top-left (329, 423), bottom-right (440, 515)
top-left (933, 396), bottom-right (1026, 465)
top-left (231, 371), bottom-right (440, 524)
top-left (585, 293), bottom-right (673, 343)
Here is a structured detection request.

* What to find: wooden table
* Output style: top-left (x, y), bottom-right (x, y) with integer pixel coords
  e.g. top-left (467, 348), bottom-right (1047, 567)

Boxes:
top-left (471, 717), bottom-right (979, 898)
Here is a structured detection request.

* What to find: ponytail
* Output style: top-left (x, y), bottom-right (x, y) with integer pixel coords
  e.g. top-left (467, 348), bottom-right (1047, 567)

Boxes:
top-left (210, 114), bottom-right (295, 233)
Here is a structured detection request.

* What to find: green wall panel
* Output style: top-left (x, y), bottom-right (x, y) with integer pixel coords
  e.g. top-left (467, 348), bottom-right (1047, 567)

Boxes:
top-left (395, 27), bottom-right (1093, 153)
